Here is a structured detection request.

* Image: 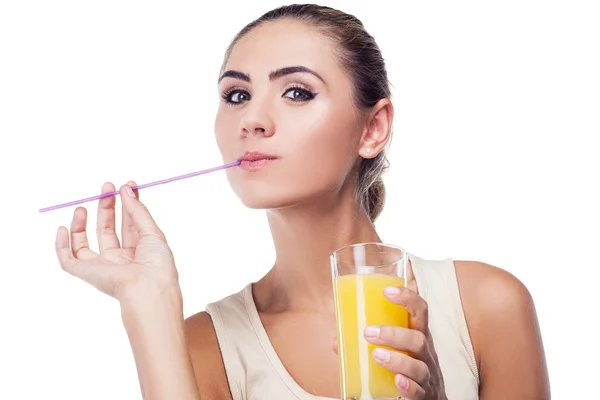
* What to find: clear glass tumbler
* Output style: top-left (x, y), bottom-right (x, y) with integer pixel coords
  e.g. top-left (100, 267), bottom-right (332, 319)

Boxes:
top-left (331, 242), bottom-right (408, 400)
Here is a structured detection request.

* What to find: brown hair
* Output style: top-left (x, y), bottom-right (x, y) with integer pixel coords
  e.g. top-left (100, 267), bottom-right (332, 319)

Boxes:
top-left (221, 4), bottom-right (392, 221)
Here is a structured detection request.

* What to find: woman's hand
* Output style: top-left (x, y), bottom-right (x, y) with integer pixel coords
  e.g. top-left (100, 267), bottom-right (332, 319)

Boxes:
top-left (56, 182), bottom-right (202, 399)
top-left (55, 182), bottom-right (180, 304)
top-left (364, 286), bottom-right (447, 400)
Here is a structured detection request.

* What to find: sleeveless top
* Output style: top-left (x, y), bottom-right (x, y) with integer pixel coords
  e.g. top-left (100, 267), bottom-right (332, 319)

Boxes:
top-left (205, 254), bottom-right (480, 399)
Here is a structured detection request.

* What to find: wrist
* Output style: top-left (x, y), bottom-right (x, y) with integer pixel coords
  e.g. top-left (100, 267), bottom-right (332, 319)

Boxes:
top-left (117, 282), bottom-right (199, 400)
top-left (118, 283), bottom-right (187, 353)
top-left (119, 283), bottom-right (184, 325)
top-left (118, 279), bottom-right (183, 310)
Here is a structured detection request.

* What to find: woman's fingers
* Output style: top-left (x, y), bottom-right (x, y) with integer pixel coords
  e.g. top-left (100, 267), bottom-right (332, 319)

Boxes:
top-left (57, 225), bottom-right (102, 285)
top-left (69, 207), bottom-right (96, 259)
top-left (331, 336), bottom-right (338, 355)
top-left (97, 182), bottom-right (121, 252)
top-left (121, 181), bottom-right (140, 250)
top-left (56, 227), bottom-right (133, 296)
top-left (364, 325), bottom-right (428, 360)
top-left (383, 286), bottom-right (429, 333)
top-left (56, 226), bottom-right (79, 274)
top-left (120, 185), bottom-right (166, 242)
top-left (371, 347), bottom-right (430, 386)
top-left (394, 373), bottom-right (426, 400)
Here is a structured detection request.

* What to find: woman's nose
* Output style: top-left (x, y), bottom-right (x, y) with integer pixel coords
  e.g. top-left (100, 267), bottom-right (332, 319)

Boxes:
top-left (240, 101), bottom-right (275, 138)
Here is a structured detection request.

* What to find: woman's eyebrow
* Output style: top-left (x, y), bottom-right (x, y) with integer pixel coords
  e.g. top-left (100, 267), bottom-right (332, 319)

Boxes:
top-left (269, 66), bottom-right (325, 83)
top-left (218, 65), bottom-right (325, 84)
top-left (218, 70), bottom-right (250, 83)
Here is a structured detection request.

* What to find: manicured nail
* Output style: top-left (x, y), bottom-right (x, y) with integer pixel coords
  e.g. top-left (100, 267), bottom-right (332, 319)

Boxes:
top-left (373, 348), bottom-right (391, 362)
top-left (364, 326), bottom-right (380, 338)
top-left (395, 374), bottom-right (409, 390)
top-left (384, 286), bottom-right (400, 296)
top-left (126, 186), bottom-right (136, 198)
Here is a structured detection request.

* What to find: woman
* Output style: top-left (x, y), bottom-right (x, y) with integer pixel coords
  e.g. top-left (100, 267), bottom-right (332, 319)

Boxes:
top-left (54, 4), bottom-right (550, 400)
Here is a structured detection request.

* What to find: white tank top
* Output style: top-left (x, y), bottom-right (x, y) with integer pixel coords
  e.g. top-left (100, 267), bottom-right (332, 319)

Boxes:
top-left (205, 254), bottom-right (480, 399)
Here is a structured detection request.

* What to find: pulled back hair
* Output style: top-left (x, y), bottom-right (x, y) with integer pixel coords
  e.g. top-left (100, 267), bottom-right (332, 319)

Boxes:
top-left (221, 4), bottom-right (392, 221)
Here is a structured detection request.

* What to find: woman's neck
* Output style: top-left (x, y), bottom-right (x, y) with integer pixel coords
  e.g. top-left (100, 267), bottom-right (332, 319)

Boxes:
top-left (254, 192), bottom-right (381, 315)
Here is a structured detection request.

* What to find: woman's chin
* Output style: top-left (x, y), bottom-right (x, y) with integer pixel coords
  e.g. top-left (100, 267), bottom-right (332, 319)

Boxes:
top-left (237, 196), bottom-right (292, 211)
top-left (234, 189), bottom-right (304, 211)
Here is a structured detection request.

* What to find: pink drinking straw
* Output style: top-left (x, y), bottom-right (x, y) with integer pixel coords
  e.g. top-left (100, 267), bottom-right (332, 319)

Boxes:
top-left (38, 161), bottom-right (241, 213)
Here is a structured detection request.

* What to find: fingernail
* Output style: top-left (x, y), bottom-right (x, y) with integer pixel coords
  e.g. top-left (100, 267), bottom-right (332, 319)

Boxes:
top-left (126, 186), bottom-right (136, 198)
top-left (384, 286), bottom-right (400, 296)
top-left (395, 374), bottom-right (409, 390)
top-left (373, 348), bottom-right (391, 362)
top-left (364, 326), bottom-right (380, 338)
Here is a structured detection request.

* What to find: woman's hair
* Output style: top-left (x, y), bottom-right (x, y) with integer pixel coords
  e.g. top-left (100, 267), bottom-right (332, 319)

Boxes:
top-left (221, 4), bottom-right (392, 221)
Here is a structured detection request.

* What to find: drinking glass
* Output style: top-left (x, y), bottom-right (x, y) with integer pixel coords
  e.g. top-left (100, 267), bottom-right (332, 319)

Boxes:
top-left (331, 242), bottom-right (408, 400)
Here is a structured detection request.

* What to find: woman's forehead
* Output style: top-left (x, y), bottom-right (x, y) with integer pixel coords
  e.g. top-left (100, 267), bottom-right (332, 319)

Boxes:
top-left (225, 20), bottom-right (340, 77)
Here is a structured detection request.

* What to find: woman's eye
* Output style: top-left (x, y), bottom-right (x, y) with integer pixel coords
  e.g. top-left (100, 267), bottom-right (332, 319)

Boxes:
top-left (283, 87), bottom-right (315, 102)
top-left (223, 90), bottom-right (251, 104)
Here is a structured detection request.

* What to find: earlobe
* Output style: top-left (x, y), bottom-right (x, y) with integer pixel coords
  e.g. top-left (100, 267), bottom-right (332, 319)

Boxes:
top-left (360, 140), bottom-right (377, 158)
top-left (359, 99), bottom-right (393, 158)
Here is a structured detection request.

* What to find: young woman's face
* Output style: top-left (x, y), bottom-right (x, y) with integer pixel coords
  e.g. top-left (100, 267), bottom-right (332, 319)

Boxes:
top-left (215, 19), bottom-right (363, 210)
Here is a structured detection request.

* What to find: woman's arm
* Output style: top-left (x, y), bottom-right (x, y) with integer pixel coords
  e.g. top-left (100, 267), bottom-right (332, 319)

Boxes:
top-left (455, 261), bottom-right (551, 399)
top-left (55, 184), bottom-right (203, 400)
top-left (120, 287), bottom-right (202, 400)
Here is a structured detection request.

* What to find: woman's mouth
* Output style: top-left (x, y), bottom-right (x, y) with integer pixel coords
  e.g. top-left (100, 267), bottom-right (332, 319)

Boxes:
top-left (237, 151), bottom-right (279, 171)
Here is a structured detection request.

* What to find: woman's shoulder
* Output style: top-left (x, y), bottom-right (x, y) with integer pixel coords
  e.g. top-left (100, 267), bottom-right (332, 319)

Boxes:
top-left (453, 260), bottom-right (534, 317)
top-left (184, 311), bottom-right (233, 399)
top-left (452, 260), bottom-right (547, 392)
top-left (184, 284), bottom-right (251, 358)
top-left (184, 284), bottom-right (254, 399)
top-left (410, 255), bottom-right (533, 306)
top-left (453, 260), bottom-right (536, 342)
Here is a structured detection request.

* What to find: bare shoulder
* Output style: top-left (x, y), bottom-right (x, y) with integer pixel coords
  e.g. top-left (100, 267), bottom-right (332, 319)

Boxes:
top-left (454, 260), bottom-right (534, 312)
top-left (184, 311), bottom-right (232, 400)
top-left (453, 260), bottom-right (551, 399)
top-left (453, 260), bottom-right (538, 351)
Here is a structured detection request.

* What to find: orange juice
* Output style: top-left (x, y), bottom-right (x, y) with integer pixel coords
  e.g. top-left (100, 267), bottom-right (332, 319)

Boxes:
top-left (334, 273), bottom-right (408, 399)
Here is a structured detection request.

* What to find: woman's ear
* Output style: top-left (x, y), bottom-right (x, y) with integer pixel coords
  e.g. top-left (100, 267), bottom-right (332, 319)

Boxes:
top-left (358, 98), bottom-right (394, 159)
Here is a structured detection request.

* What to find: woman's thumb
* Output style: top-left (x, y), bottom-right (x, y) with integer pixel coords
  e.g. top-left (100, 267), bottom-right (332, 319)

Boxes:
top-left (119, 185), bottom-right (165, 240)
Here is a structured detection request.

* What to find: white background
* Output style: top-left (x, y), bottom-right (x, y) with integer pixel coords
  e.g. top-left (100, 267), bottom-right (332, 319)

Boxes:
top-left (1, 1), bottom-right (598, 398)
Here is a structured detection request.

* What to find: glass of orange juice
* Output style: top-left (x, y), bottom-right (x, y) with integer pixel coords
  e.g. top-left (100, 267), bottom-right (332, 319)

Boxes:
top-left (331, 242), bottom-right (408, 400)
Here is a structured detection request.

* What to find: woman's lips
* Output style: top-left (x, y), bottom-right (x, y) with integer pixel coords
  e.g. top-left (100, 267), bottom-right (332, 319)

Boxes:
top-left (237, 151), bottom-right (278, 171)
top-left (239, 158), bottom-right (276, 171)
